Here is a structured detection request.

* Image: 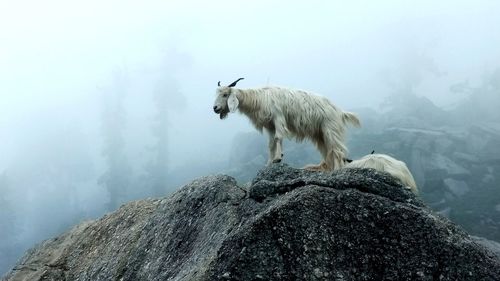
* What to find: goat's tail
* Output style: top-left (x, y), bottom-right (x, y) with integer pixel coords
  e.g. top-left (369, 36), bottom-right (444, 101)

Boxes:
top-left (341, 111), bottom-right (361, 128)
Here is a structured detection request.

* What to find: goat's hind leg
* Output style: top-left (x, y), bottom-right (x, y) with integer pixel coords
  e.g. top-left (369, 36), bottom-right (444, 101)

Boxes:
top-left (323, 129), bottom-right (347, 171)
top-left (303, 138), bottom-right (328, 171)
top-left (323, 148), bottom-right (345, 171)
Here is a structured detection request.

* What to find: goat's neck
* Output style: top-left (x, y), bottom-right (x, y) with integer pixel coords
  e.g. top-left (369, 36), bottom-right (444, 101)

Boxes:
top-left (234, 88), bottom-right (261, 115)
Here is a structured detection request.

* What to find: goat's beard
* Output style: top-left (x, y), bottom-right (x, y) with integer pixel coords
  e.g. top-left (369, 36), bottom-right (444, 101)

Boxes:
top-left (219, 109), bottom-right (229, 119)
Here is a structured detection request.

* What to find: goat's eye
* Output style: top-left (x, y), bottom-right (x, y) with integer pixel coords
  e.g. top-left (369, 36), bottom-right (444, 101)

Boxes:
top-left (223, 94), bottom-right (229, 97)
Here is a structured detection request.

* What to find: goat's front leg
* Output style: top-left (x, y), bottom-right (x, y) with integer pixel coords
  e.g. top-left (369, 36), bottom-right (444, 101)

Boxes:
top-left (272, 137), bottom-right (283, 163)
top-left (272, 123), bottom-right (285, 163)
top-left (267, 135), bottom-right (278, 165)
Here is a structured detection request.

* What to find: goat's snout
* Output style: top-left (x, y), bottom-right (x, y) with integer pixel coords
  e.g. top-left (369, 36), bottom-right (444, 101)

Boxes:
top-left (213, 106), bottom-right (220, 113)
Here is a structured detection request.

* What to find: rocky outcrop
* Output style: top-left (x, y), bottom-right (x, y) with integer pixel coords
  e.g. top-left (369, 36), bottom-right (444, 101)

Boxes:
top-left (3, 164), bottom-right (500, 281)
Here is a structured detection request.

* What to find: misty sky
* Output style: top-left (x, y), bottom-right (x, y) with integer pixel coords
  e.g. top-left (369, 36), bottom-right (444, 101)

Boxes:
top-left (1, 0), bottom-right (500, 168)
top-left (1, 1), bottom-right (500, 274)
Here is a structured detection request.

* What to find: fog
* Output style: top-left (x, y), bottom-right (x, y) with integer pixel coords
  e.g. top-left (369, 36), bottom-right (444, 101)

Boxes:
top-left (1, 0), bottom-right (500, 274)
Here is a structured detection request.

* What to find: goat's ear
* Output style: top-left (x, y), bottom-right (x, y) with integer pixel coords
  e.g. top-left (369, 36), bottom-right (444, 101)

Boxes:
top-left (227, 94), bottom-right (239, 113)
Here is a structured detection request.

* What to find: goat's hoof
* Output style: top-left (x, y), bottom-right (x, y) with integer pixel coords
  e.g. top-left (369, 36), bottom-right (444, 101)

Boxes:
top-left (305, 167), bottom-right (320, 171)
top-left (302, 164), bottom-right (326, 171)
top-left (272, 158), bottom-right (282, 163)
top-left (302, 165), bottom-right (317, 171)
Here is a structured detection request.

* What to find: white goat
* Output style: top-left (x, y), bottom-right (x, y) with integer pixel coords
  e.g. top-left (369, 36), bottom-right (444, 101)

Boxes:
top-left (213, 78), bottom-right (361, 171)
top-left (345, 153), bottom-right (418, 194)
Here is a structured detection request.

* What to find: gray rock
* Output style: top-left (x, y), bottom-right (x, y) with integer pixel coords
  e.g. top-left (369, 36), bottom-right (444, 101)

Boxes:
top-left (3, 164), bottom-right (500, 281)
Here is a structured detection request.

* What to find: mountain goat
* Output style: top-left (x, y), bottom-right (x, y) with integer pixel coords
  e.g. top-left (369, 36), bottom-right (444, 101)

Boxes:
top-left (345, 153), bottom-right (418, 194)
top-left (213, 78), bottom-right (361, 171)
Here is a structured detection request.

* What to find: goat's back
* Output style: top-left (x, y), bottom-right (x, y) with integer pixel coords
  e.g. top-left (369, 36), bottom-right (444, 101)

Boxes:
top-left (262, 87), bottom-right (346, 138)
top-left (346, 154), bottom-right (418, 194)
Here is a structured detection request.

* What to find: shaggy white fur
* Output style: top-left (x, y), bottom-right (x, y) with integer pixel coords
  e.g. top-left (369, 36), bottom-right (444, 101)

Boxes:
top-left (213, 79), bottom-right (361, 171)
top-left (345, 153), bottom-right (418, 194)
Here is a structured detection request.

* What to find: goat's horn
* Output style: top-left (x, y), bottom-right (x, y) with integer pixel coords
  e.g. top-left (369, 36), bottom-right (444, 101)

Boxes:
top-left (218, 81), bottom-right (221, 86)
top-left (371, 150), bottom-right (375, 154)
top-left (228, 78), bottom-right (244, 87)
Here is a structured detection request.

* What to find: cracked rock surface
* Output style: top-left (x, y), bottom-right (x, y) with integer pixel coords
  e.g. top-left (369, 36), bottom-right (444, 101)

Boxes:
top-left (3, 163), bottom-right (500, 281)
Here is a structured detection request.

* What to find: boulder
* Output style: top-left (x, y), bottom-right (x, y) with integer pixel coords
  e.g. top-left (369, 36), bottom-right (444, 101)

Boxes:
top-left (3, 164), bottom-right (499, 281)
